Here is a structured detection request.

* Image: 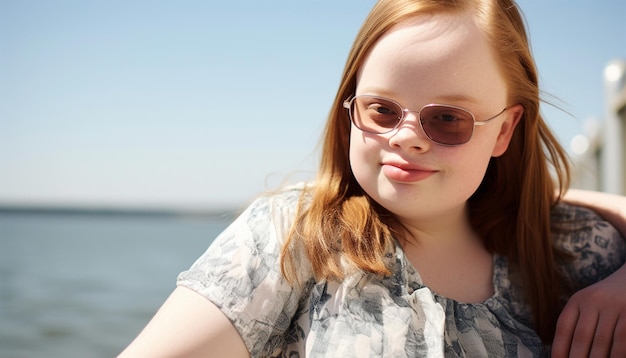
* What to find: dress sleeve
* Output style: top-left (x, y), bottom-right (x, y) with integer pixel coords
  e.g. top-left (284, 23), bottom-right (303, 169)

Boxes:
top-left (177, 189), bottom-right (313, 356)
top-left (551, 202), bottom-right (626, 291)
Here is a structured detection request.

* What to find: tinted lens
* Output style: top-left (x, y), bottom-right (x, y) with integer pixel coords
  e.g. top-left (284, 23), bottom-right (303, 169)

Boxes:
top-left (350, 96), bottom-right (402, 133)
top-left (420, 105), bottom-right (475, 145)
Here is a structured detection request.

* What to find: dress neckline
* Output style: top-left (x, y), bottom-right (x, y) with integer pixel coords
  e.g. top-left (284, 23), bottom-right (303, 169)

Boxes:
top-left (392, 241), bottom-right (510, 307)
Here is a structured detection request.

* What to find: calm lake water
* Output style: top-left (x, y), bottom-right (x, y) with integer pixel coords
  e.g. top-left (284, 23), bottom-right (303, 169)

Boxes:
top-left (0, 211), bottom-right (234, 358)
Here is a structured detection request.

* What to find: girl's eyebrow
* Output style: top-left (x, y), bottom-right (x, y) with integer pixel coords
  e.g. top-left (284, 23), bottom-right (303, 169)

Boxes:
top-left (359, 88), bottom-right (481, 106)
top-left (357, 88), bottom-right (480, 107)
top-left (431, 93), bottom-right (480, 106)
top-left (355, 87), bottom-right (398, 99)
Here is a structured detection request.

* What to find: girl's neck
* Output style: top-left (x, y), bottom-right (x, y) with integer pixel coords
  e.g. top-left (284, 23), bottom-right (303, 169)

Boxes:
top-left (393, 204), bottom-right (494, 303)
top-left (394, 203), bottom-right (479, 249)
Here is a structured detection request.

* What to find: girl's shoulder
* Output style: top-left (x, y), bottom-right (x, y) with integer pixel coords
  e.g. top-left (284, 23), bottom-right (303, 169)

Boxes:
top-left (249, 181), bottom-right (311, 212)
top-left (243, 181), bottom-right (311, 236)
top-left (550, 202), bottom-right (626, 291)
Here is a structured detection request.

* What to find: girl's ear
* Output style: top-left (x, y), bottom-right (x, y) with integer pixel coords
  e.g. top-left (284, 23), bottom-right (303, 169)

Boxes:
top-left (492, 104), bottom-right (523, 157)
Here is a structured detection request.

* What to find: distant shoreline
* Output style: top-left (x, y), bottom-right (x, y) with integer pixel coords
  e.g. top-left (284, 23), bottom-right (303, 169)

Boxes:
top-left (0, 205), bottom-right (238, 220)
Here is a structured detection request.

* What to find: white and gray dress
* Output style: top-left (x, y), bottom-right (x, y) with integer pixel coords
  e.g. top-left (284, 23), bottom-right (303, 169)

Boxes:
top-left (177, 184), bottom-right (626, 357)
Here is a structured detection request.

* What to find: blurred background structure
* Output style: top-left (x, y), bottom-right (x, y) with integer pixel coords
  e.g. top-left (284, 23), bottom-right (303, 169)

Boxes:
top-left (571, 59), bottom-right (626, 195)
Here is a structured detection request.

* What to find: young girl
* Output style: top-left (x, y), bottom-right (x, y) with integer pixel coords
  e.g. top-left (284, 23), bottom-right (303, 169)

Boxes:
top-left (119, 0), bottom-right (626, 356)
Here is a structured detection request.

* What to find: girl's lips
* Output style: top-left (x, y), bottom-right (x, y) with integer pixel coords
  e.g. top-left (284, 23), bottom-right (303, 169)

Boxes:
top-left (381, 163), bottom-right (437, 182)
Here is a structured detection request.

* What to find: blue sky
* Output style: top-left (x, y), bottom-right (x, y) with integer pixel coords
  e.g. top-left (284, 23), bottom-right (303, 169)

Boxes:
top-left (1, 1), bottom-right (625, 209)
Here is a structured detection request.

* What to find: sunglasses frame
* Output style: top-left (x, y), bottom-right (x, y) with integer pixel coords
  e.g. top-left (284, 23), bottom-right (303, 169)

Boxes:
top-left (343, 94), bottom-right (509, 146)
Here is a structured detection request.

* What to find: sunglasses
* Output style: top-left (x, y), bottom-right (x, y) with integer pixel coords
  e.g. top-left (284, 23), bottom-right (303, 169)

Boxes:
top-left (343, 95), bottom-right (509, 146)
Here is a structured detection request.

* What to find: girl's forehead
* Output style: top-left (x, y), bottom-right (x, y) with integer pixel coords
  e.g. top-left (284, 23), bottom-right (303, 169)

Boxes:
top-left (366, 11), bottom-right (485, 71)
top-left (357, 10), bottom-right (508, 107)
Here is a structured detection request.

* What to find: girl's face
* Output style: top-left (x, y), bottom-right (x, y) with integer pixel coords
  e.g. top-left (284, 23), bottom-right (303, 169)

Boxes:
top-left (349, 10), bottom-right (522, 227)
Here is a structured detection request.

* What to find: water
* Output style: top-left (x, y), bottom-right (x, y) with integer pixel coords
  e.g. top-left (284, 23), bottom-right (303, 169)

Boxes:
top-left (0, 211), bottom-right (233, 358)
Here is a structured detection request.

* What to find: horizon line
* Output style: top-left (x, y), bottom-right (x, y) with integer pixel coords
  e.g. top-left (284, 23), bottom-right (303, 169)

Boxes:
top-left (0, 202), bottom-right (240, 219)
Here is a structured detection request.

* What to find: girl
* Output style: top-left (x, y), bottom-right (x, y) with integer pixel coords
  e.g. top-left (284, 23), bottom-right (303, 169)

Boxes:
top-left (119, 0), bottom-right (626, 356)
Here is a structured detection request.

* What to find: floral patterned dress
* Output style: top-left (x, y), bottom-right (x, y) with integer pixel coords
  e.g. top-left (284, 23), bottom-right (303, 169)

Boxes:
top-left (177, 184), bottom-right (626, 357)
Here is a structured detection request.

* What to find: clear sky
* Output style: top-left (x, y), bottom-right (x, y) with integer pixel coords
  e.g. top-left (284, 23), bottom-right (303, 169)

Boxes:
top-left (1, 0), bottom-right (625, 210)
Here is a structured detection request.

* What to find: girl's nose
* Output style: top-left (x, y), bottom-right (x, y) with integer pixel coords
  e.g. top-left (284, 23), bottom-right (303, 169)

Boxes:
top-left (387, 113), bottom-right (432, 152)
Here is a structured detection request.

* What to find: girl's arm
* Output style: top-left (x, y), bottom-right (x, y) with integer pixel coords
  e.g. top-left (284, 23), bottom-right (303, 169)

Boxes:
top-left (117, 286), bottom-right (249, 358)
top-left (561, 188), bottom-right (626, 236)
top-left (553, 189), bottom-right (626, 357)
top-left (552, 264), bottom-right (626, 357)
